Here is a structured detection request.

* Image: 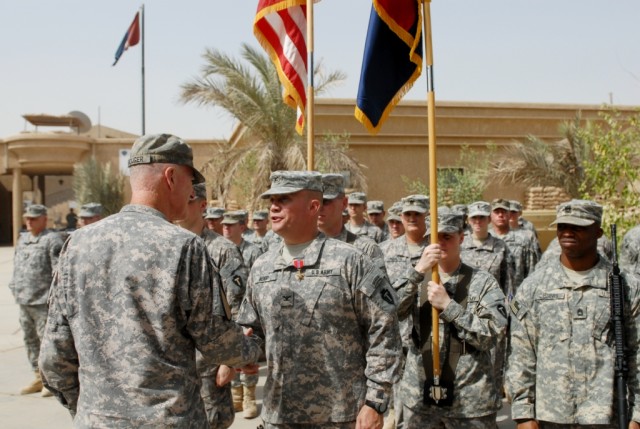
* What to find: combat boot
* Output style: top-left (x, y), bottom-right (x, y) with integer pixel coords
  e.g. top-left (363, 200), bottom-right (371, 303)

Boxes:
top-left (231, 386), bottom-right (243, 412)
top-left (242, 385), bottom-right (258, 419)
top-left (20, 371), bottom-right (43, 395)
top-left (382, 407), bottom-right (395, 429)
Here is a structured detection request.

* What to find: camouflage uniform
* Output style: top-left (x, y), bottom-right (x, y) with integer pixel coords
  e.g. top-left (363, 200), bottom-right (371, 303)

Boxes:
top-left (621, 225), bottom-right (640, 275)
top-left (39, 204), bottom-right (262, 427)
top-left (9, 227), bottom-right (64, 371)
top-left (395, 264), bottom-right (507, 424)
top-left (461, 234), bottom-right (513, 297)
top-left (260, 229), bottom-right (282, 253)
top-left (335, 226), bottom-right (387, 274)
top-left (492, 230), bottom-right (533, 295)
top-left (346, 219), bottom-right (385, 244)
top-left (237, 234), bottom-right (402, 424)
top-left (506, 256), bottom-right (640, 425)
top-left (238, 239), bottom-right (262, 270)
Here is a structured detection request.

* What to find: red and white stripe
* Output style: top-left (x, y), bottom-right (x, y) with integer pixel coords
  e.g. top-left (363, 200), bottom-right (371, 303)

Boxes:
top-left (254, 1), bottom-right (308, 134)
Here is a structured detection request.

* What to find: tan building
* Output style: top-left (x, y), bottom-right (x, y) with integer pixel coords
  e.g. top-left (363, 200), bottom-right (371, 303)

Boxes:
top-left (1, 99), bottom-right (636, 247)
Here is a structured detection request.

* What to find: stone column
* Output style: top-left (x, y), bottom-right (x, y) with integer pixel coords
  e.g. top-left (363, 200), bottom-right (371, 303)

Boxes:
top-left (12, 167), bottom-right (22, 245)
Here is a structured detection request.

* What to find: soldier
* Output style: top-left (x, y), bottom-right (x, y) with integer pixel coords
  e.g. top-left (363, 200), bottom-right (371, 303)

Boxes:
top-left (621, 224), bottom-right (640, 274)
top-left (451, 204), bottom-right (471, 237)
top-left (538, 234), bottom-right (614, 269)
top-left (368, 200), bottom-right (391, 242)
top-left (222, 211), bottom-right (262, 270)
top-left (395, 210), bottom-right (507, 428)
top-left (237, 170), bottom-right (402, 429)
top-left (318, 173), bottom-right (386, 273)
top-left (243, 209), bottom-right (269, 249)
top-left (176, 182), bottom-right (249, 429)
top-left (9, 204), bottom-right (65, 397)
top-left (384, 202), bottom-right (405, 243)
top-left (506, 199), bottom-right (640, 428)
top-left (205, 207), bottom-right (225, 234)
top-left (509, 200), bottom-right (542, 260)
top-left (39, 133), bottom-right (262, 427)
top-left (346, 191), bottom-right (385, 243)
top-left (77, 202), bottom-right (103, 227)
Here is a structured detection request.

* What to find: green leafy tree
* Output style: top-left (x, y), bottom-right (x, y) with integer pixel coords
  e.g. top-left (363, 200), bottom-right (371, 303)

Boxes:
top-left (180, 44), bottom-right (366, 208)
top-left (72, 157), bottom-right (124, 216)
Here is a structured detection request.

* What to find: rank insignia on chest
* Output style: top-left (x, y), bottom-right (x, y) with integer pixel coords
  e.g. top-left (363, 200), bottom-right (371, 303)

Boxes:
top-left (293, 259), bottom-right (304, 280)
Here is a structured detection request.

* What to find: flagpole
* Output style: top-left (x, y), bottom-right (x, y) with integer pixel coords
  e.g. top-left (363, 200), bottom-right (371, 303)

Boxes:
top-left (141, 4), bottom-right (146, 135)
top-left (306, 0), bottom-right (315, 171)
top-left (422, 0), bottom-right (443, 395)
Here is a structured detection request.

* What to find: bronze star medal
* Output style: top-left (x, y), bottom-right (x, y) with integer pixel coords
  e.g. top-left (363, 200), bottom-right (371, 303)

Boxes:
top-left (293, 259), bottom-right (304, 281)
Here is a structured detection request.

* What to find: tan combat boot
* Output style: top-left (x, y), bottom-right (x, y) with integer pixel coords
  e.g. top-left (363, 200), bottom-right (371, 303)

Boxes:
top-left (242, 385), bottom-right (258, 419)
top-left (231, 386), bottom-right (244, 412)
top-left (20, 371), bottom-right (43, 395)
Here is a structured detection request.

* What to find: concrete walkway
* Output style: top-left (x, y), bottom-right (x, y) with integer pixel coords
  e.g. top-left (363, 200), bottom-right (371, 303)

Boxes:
top-left (0, 245), bottom-right (514, 429)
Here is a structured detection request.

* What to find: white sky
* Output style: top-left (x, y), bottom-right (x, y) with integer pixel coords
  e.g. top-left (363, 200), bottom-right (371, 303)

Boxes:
top-left (1, 0), bottom-right (639, 140)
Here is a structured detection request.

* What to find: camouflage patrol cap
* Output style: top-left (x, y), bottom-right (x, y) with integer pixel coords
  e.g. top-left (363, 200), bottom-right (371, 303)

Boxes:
top-left (387, 202), bottom-right (403, 222)
top-left (221, 210), bottom-right (246, 225)
top-left (321, 173), bottom-right (345, 199)
top-left (348, 192), bottom-right (367, 205)
top-left (78, 203), bottom-right (103, 218)
top-left (468, 201), bottom-right (491, 217)
top-left (23, 204), bottom-right (47, 218)
top-left (401, 195), bottom-right (429, 214)
top-left (252, 210), bottom-right (269, 221)
top-left (437, 212), bottom-right (464, 234)
top-left (128, 133), bottom-right (205, 184)
top-left (260, 170), bottom-right (323, 198)
top-left (551, 199), bottom-right (603, 227)
top-left (367, 200), bottom-right (384, 214)
top-left (204, 207), bottom-right (225, 219)
top-left (509, 200), bottom-right (523, 212)
top-left (192, 183), bottom-right (207, 200)
top-left (451, 204), bottom-right (468, 216)
top-left (491, 198), bottom-right (511, 211)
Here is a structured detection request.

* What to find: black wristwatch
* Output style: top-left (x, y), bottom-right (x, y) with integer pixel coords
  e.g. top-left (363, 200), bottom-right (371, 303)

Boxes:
top-left (365, 399), bottom-right (388, 415)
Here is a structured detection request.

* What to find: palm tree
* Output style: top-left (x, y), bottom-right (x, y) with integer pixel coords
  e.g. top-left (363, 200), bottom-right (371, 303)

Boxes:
top-left (72, 157), bottom-right (125, 216)
top-left (180, 43), bottom-right (367, 207)
top-left (489, 116), bottom-right (586, 198)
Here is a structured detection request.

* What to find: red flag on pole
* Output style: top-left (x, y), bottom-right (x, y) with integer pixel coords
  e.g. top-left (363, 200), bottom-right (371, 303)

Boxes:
top-left (254, 0), bottom-right (308, 134)
top-left (113, 12), bottom-right (141, 66)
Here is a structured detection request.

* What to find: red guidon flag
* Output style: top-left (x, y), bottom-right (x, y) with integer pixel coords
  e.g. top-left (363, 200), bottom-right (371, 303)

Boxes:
top-left (254, 0), bottom-right (309, 134)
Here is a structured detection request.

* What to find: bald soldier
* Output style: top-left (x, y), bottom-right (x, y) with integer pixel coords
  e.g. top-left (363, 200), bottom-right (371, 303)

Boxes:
top-left (39, 133), bottom-right (262, 427)
top-left (237, 170), bottom-right (402, 429)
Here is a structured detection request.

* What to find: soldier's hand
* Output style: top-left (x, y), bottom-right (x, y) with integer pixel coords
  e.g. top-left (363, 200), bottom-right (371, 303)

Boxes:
top-left (427, 281), bottom-right (451, 311)
top-left (516, 420), bottom-right (539, 429)
top-left (243, 327), bottom-right (254, 336)
top-left (629, 421), bottom-right (640, 429)
top-left (415, 244), bottom-right (441, 274)
top-left (356, 404), bottom-right (383, 429)
top-left (216, 365), bottom-right (235, 387)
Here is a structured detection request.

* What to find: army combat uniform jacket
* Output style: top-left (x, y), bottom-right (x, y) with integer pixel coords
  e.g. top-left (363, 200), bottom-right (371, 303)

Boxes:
top-left (506, 257), bottom-right (640, 424)
top-left (620, 225), bottom-right (640, 275)
top-left (335, 227), bottom-right (387, 275)
top-left (346, 220), bottom-right (384, 243)
top-left (461, 234), bottom-right (513, 298)
top-left (396, 264), bottom-right (507, 418)
top-left (39, 205), bottom-right (262, 428)
top-left (237, 234), bottom-right (402, 424)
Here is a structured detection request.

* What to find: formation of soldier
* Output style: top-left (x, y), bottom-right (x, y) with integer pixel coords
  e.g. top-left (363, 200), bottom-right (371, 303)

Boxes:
top-left (7, 132), bottom-right (640, 429)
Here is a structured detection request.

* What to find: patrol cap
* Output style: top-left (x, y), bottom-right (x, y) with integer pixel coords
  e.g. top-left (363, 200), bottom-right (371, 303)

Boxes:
top-left (348, 192), bottom-right (367, 205)
top-left (23, 204), bottom-right (47, 218)
top-left (128, 133), bottom-right (205, 184)
top-left (321, 174), bottom-right (345, 200)
top-left (468, 201), bottom-right (491, 217)
top-left (387, 202), bottom-right (403, 222)
top-left (491, 198), bottom-right (511, 211)
top-left (260, 170), bottom-right (323, 199)
top-left (551, 199), bottom-right (603, 227)
top-left (509, 200), bottom-right (523, 212)
top-left (192, 183), bottom-right (207, 200)
top-left (436, 212), bottom-right (464, 234)
top-left (221, 210), bottom-right (246, 225)
top-left (401, 195), bottom-right (429, 214)
top-left (367, 200), bottom-right (384, 214)
top-left (78, 203), bottom-right (103, 218)
top-left (451, 204), bottom-right (468, 217)
top-left (204, 207), bottom-right (225, 219)
top-left (252, 210), bottom-right (269, 221)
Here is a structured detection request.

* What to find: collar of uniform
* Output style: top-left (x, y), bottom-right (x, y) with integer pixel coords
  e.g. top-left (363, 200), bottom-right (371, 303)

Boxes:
top-left (121, 204), bottom-right (168, 221)
top-left (556, 256), bottom-right (610, 290)
top-left (335, 227), bottom-right (350, 242)
top-left (272, 233), bottom-right (326, 271)
top-left (401, 235), bottom-right (429, 258)
top-left (26, 231), bottom-right (44, 244)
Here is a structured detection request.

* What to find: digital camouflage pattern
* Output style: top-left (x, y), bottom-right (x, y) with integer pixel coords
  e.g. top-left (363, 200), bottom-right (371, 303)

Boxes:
top-left (461, 234), bottom-right (513, 298)
top-left (334, 227), bottom-right (387, 275)
top-left (9, 229), bottom-right (65, 305)
top-left (491, 230), bottom-right (534, 294)
top-left (618, 225), bottom-right (640, 274)
top-left (238, 239), bottom-right (262, 270)
top-left (538, 235), bottom-right (613, 269)
top-left (237, 234), bottom-right (402, 424)
top-left (39, 205), bottom-right (262, 428)
top-left (345, 219), bottom-right (385, 244)
top-left (506, 257), bottom-right (640, 424)
top-left (395, 264), bottom-right (507, 419)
